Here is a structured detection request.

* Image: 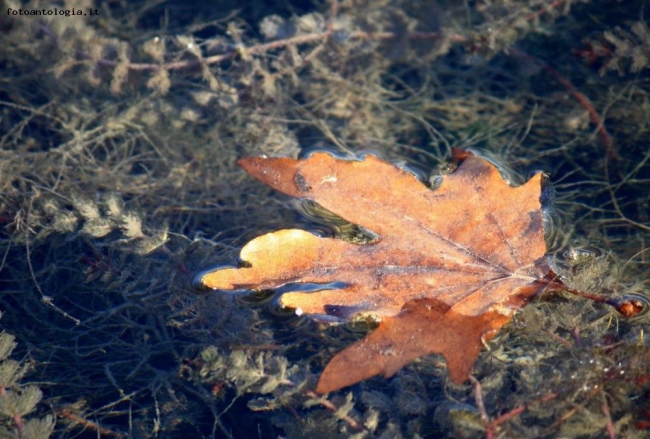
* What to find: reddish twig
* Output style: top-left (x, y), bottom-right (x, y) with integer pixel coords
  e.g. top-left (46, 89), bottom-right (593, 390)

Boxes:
top-left (540, 386), bottom-right (601, 436)
top-left (470, 377), bottom-right (493, 439)
top-left (304, 389), bottom-right (365, 432)
top-left (601, 391), bottom-right (617, 439)
top-left (0, 387), bottom-right (24, 435)
top-left (524, 0), bottom-right (567, 22)
top-left (58, 408), bottom-right (125, 438)
top-left (326, 0), bottom-right (338, 34)
top-left (470, 376), bottom-right (489, 423)
top-left (93, 30), bottom-right (465, 73)
top-left (507, 47), bottom-right (616, 160)
top-left (540, 275), bottom-right (647, 318)
top-left (471, 376), bottom-right (557, 439)
top-left (487, 393), bottom-right (558, 430)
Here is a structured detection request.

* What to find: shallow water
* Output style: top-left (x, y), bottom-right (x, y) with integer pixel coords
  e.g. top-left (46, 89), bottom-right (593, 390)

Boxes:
top-left (1, 0), bottom-right (649, 438)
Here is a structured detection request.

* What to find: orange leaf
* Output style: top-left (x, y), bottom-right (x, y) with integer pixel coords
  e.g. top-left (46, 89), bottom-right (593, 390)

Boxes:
top-left (200, 151), bottom-right (550, 393)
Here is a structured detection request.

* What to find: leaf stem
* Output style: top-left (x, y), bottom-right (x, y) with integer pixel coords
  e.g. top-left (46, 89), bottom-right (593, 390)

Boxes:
top-left (538, 276), bottom-right (646, 318)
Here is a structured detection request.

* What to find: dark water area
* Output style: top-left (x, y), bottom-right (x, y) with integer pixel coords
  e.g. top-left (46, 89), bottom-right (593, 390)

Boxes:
top-left (1, 0), bottom-right (650, 438)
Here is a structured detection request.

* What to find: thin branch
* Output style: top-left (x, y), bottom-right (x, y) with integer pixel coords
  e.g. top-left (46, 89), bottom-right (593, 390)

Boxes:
top-left (507, 47), bottom-right (616, 160)
top-left (304, 389), bottom-right (365, 432)
top-left (601, 391), bottom-right (617, 439)
top-left (91, 30), bottom-right (465, 73)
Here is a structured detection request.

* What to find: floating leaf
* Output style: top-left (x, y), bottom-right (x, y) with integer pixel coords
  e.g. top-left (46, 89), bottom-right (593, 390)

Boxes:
top-left (200, 150), bottom-right (550, 393)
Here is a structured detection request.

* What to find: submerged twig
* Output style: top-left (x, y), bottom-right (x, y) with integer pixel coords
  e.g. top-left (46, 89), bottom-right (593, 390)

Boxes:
top-left (304, 389), bottom-right (365, 432)
top-left (507, 47), bottom-right (616, 160)
top-left (471, 376), bottom-right (557, 439)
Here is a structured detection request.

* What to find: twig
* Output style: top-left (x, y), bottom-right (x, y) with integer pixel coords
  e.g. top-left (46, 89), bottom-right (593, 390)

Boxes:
top-left (506, 47), bottom-right (616, 160)
top-left (470, 376), bottom-right (558, 439)
top-left (536, 273), bottom-right (647, 318)
top-left (603, 152), bottom-right (650, 232)
top-left (524, 0), bottom-right (567, 22)
top-left (326, 0), bottom-right (338, 34)
top-left (540, 386), bottom-right (600, 435)
top-left (304, 389), bottom-right (365, 432)
top-left (601, 391), bottom-right (617, 439)
top-left (487, 393), bottom-right (557, 429)
top-left (58, 407), bottom-right (125, 438)
top-left (469, 377), bottom-right (493, 439)
top-left (0, 387), bottom-right (24, 435)
top-left (91, 29), bottom-right (465, 73)
top-left (23, 197), bottom-right (81, 326)
top-left (552, 281), bottom-right (646, 318)
top-left (469, 377), bottom-right (490, 423)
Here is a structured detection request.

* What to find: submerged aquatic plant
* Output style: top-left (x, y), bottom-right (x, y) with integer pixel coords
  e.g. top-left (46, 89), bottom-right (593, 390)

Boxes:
top-left (0, 0), bottom-right (649, 437)
top-left (0, 331), bottom-right (54, 439)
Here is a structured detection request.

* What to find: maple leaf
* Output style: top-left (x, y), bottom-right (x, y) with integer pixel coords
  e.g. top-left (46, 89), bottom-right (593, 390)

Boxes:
top-left (200, 150), bottom-right (551, 393)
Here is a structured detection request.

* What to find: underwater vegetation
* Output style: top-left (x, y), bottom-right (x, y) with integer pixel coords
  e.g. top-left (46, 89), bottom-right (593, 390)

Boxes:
top-left (1, 0), bottom-right (650, 437)
top-left (199, 149), bottom-right (643, 396)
